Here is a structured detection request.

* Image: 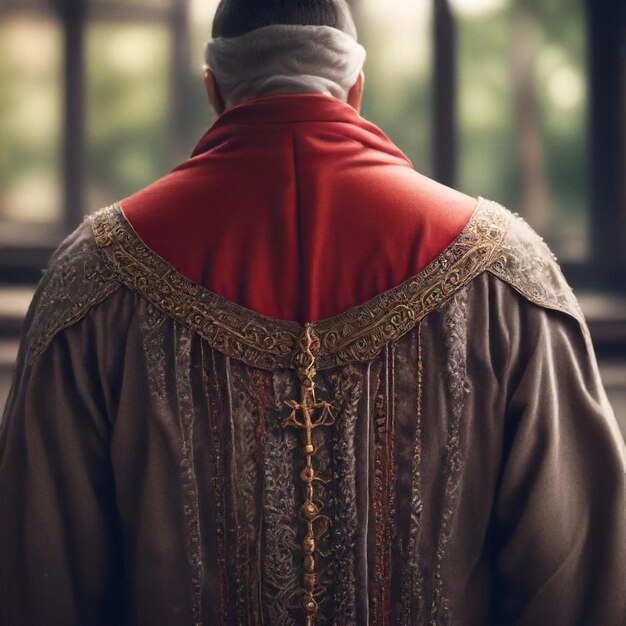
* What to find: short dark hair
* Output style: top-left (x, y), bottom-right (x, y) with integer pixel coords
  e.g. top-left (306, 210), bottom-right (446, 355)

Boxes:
top-left (211, 0), bottom-right (357, 39)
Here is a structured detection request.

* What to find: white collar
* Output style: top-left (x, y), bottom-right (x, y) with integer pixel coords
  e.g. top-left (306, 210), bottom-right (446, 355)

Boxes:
top-left (203, 24), bottom-right (366, 108)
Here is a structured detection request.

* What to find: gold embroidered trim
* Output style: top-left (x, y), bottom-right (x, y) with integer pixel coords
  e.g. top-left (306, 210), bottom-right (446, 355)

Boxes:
top-left (89, 197), bottom-right (500, 369)
top-left (311, 199), bottom-right (510, 369)
top-left (89, 196), bottom-right (584, 371)
top-left (91, 205), bottom-right (301, 370)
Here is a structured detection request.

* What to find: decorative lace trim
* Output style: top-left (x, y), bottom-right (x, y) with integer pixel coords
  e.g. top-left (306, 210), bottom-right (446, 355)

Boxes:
top-left (25, 195), bottom-right (585, 376)
top-left (228, 360), bottom-right (274, 624)
top-left (200, 343), bottom-right (231, 620)
top-left (398, 322), bottom-right (425, 621)
top-left (25, 218), bottom-right (120, 366)
top-left (89, 196), bottom-right (526, 371)
top-left (327, 363), bottom-right (363, 623)
top-left (174, 324), bottom-right (204, 626)
top-left (487, 212), bottom-right (585, 327)
top-left (430, 289), bottom-right (471, 623)
top-left (140, 302), bottom-right (169, 402)
top-left (369, 346), bottom-right (394, 626)
top-left (262, 369), bottom-right (302, 624)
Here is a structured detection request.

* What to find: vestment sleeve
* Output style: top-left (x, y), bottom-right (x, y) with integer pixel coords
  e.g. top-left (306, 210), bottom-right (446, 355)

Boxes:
top-left (0, 284), bottom-right (126, 625)
top-left (488, 295), bottom-right (626, 625)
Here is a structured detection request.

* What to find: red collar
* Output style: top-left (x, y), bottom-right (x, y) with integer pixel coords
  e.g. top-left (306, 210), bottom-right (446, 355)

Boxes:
top-left (190, 92), bottom-right (401, 159)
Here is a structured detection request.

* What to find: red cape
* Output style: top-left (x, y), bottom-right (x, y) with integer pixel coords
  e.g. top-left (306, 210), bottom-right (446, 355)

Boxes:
top-left (120, 92), bottom-right (476, 323)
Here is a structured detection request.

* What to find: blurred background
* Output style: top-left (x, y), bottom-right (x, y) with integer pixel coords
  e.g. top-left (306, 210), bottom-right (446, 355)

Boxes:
top-left (0, 0), bottom-right (624, 431)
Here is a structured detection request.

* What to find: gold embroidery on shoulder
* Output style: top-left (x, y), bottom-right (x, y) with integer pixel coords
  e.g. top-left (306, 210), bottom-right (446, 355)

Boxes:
top-left (91, 198), bottom-right (513, 370)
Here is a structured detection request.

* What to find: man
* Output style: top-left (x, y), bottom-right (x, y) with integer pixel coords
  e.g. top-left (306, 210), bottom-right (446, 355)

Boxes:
top-left (1, 1), bottom-right (625, 624)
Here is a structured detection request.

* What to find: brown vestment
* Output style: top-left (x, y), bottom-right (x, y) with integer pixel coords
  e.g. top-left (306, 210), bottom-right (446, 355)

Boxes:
top-left (1, 197), bottom-right (625, 625)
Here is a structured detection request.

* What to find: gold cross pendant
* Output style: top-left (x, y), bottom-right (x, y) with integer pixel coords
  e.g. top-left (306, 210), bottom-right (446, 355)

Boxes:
top-left (282, 323), bottom-right (337, 623)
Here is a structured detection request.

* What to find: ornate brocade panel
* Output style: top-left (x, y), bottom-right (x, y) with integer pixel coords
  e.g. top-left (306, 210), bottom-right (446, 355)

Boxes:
top-left (197, 316), bottom-right (469, 625)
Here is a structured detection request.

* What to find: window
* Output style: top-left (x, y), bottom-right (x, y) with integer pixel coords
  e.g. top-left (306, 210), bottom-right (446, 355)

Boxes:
top-left (454, 0), bottom-right (589, 262)
top-left (85, 21), bottom-right (171, 209)
top-left (0, 9), bottom-right (63, 246)
top-left (0, 0), bottom-right (625, 292)
top-left (354, 0), bottom-right (434, 177)
top-left (0, 0), bottom-right (216, 281)
top-left (352, 0), bottom-right (624, 290)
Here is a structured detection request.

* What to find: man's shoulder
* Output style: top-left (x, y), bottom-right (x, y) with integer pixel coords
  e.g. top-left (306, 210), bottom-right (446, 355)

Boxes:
top-left (21, 209), bottom-right (120, 367)
top-left (476, 198), bottom-right (585, 327)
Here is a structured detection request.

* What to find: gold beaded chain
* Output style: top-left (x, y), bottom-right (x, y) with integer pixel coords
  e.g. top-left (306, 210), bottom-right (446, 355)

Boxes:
top-left (282, 322), bottom-right (336, 624)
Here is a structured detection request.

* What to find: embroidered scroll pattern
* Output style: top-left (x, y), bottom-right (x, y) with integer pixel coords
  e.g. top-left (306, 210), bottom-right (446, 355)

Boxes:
top-left (281, 323), bottom-right (337, 624)
top-left (369, 347), bottom-right (394, 626)
top-left (430, 289), bottom-right (471, 624)
top-left (397, 322), bottom-right (425, 623)
top-left (91, 204), bottom-right (301, 370)
top-left (386, 343), bottom-right (398, 625)
top-left (328, 364), bottom-right (363, 624)
top-left (200, 344), bottom-right (230, 621)
top-left (262, 370), bottom-right (301, 625)
top-left (92, 197), bottom-right (497, 372)
top-left (174, 324), bottom-right (204, 626)
top-left (310, 207), bottom-right (509, 370)
top-left (26, 218), bottom-right (119, 366)
top-left (229, 362), bottom-right (273, 625)
top-left (140, 301), bottom-right (169, 402)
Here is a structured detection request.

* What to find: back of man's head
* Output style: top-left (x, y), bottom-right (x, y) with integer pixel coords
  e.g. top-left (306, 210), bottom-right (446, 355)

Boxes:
top-left (211, 0), bottom-right (357, 40)
top-left (204, 0), bottom-right (365, 111)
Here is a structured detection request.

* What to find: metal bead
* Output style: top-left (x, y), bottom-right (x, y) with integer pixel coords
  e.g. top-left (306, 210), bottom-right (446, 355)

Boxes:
top-left (300, 466), bottom-right (314, 481)
top-left (302, 594), bottom-right (318, 614)
top-left (301, 500), bottom-right (318, 520)
top-left (302, 534), bottom-right (315, 553)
